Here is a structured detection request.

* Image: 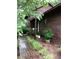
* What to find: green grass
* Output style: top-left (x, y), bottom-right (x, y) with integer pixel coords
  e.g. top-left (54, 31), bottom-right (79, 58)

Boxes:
top-left (26, 36), bottom-right (53, 59)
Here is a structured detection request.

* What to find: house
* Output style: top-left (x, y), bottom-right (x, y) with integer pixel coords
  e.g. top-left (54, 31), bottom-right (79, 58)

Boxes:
top-left (26, 3), bottom-right (61, 46)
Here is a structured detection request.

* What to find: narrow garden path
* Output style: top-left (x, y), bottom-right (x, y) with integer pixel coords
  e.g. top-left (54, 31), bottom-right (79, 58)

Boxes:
top-left (18, 36), bottom-right (43, 59)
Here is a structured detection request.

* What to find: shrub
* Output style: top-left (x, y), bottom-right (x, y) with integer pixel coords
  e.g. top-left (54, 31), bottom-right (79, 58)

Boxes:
top-left (42, 27), bottom-right (54, 40)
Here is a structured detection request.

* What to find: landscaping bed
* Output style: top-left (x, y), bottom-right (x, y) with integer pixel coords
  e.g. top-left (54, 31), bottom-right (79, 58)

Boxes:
top-left (26, 36), bottom-right (54, 59)
top-left (26, 36), bottom-right (61, 59)
top-left (17, 35), bottom-right (60, 59)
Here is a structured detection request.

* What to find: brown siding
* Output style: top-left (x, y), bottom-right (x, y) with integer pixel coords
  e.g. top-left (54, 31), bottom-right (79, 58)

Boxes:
top-left (40, 5), bottom-right (61, 46)
top-left (47, 13), bottom-right (61, 45)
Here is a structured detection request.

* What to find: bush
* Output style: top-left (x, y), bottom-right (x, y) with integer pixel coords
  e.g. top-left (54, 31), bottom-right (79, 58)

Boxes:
top-left (42, 27), bottom-right (54, 40)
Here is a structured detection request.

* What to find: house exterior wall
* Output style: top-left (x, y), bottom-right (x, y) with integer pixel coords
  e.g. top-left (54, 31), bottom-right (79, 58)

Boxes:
top-left (40, 5), bottom-right (61, 46)
top-left (47, 13), bottom-right (61, 45)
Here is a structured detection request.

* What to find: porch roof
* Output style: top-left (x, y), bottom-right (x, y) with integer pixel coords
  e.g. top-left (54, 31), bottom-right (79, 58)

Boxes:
top-left (28, 3), bottom-right (61, 21)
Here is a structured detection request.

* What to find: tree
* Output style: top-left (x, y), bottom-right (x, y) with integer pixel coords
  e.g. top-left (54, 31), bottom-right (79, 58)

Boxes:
top-left (17, 0), bottom-right (60, 36)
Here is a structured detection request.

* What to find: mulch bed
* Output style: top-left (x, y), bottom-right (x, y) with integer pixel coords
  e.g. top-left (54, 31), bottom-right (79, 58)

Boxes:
top-left (37, 37), bottom-right (61, 59)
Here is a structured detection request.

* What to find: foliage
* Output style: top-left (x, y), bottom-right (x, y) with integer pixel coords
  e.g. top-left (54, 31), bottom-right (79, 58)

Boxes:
top-left (49, 0), bottom-right (61, 6)
top-left (38, 48), bottom-right (53, 59)
top-left (31, 40), bottom-right (42, 50)
top-left (27, 36), bottom-right (42, 50)
top-left (43, 27), bottom-right (54, 40)
top-left (17, 0), bottom-right (47, 36)
top-left (17, 0), bottom-right (60, 36)
top-left (43, 54), bottom-right (53, 59)
top-left (27, 36), bottom-right (54, 59)
top-left (38, 48), bottom-right (48, 55)
top-left (36, 31), bottom-right (41, 35)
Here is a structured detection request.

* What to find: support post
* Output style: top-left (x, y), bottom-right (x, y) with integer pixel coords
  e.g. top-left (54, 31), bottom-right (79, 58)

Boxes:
top-left (35, 19), bottom-right (37, 34)
top-left (38, 21), bottom-right (39, 32)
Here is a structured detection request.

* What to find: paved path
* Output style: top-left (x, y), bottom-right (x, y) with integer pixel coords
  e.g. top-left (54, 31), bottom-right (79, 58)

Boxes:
top-left (18, 36), bottom-right (28, 59)
top-left (18, 36), bottom-right (43, 59)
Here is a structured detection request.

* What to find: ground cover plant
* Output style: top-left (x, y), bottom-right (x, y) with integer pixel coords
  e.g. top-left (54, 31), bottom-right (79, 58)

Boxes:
top-left (43, 27), bottom-right (54, 40)
top-left (27, 36), bottom-right (54, 59)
